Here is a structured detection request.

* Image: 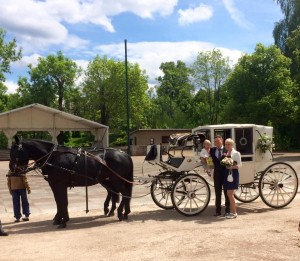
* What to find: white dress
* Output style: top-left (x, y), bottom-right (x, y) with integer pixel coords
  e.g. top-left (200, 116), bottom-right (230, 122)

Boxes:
top-left (199, 149), bottom-right (213, 174)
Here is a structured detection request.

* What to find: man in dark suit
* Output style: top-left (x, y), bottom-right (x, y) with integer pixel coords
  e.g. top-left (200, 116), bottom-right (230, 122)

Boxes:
top-left (210, 135), bottom-right (230, 216)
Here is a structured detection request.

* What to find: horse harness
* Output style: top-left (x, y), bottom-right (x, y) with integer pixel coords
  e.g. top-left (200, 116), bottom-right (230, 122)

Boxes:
top-left (10, 144), bottom-right (135, 188)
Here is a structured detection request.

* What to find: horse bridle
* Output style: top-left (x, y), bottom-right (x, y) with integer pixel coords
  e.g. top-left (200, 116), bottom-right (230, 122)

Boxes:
top-left (9, 144), bottom-right (58, 176)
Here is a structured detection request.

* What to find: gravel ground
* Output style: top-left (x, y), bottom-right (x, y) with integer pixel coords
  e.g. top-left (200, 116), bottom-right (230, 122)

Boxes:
top-left (1, 153), bottom-right (300, 261)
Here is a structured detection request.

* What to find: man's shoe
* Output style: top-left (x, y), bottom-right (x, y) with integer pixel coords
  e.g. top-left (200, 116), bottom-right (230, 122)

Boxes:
top-left (22, 217), bottom-right (29, 221)
top-left (223, 212), bottom-right (230, 217)
top-left (0, 230), bottom-right (8, 236)
top-left (14, 219), bottom-right (20, 223)
top-left (213, 212), bottom-right (222, 217)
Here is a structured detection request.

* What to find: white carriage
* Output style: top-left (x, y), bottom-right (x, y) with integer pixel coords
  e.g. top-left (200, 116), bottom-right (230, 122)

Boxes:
top-left (146, 124), bottom-right (299, 216)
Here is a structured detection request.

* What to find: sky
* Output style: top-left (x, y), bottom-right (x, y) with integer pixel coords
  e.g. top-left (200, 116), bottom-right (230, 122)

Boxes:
top-left (0, 0), bottom-right (283, 94)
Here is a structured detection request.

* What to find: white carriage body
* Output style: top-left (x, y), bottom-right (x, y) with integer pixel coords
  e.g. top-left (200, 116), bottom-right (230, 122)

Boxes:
top-left (192, 124), bottom-right (274, 184)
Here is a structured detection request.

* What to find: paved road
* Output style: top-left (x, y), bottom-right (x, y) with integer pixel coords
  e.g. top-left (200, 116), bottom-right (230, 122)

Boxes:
top-left (1, 152), bottom-right (299, 219)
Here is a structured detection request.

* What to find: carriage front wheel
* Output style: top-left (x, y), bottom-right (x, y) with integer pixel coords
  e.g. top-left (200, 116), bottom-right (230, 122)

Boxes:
top-left (151, 172), bottom-right (180, 210)
top-left (171, 174), bottom-right (210, 216)
top-left (259, 162), bottom-right (298, 208)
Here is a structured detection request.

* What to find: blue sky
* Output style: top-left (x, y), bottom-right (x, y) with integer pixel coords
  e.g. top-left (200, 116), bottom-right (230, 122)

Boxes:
top-left (0, 0), bottom-right (283, 94)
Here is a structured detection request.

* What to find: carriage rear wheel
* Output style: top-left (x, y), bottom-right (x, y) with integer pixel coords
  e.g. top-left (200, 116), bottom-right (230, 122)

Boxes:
top-left (151, 172), bottom-right (181, 210)
top-left (234, 174), bottom-right (260, 203)
top-left (259, 162), bottom-right (298, 208)
top-left (171, 173), bottom-right (210, 216)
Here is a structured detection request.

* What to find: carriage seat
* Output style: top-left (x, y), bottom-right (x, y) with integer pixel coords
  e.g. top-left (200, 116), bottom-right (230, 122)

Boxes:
top-left (168, 133), bottom-right (191, 147)
top-left (166, 156), bottom-right (185, 168)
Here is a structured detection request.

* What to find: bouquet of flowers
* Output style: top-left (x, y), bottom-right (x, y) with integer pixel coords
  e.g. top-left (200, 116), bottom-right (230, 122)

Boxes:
top-left (220, 157), bottom-right (234, 182)
top-left (220, 157), bottom-right (233, 167)
top-left (256, 135), bottom-right (275, 153)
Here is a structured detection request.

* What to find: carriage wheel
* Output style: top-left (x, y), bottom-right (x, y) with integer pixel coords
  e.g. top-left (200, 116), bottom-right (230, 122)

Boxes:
top-left (259, 162), bottom-right (298, 208)
top-left (234, 174), bottom-right (260, 203)
top-left (151, 172), bottom-right (181, 210)
top-left (171, 174), bottom-right (210, 216)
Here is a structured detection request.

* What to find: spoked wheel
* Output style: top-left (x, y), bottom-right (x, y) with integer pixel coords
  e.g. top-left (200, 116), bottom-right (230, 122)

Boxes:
top-left (151, 172), bottom-right (181, 209)
top-left (234, 174), bottom-right (260, 203)
top-left (259, 162), bottom-right (298, 208)
top-left (171, 173), bottom-right (210, 216)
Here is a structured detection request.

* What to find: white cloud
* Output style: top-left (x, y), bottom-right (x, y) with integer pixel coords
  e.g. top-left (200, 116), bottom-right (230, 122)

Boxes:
top-left (222, 0), bottom-right (254, 30)
top-left (12, 54), bottom-right (42, 69)
top-left (0, 0), bottom-right (178, 53)
top-left (4, 80), bottom-right (19, 94)
top-left (5, 41), bottom-right (243, 93)
top-left (95, 41), bottom-right (243, 85)
top-left (178, 4), bottom-right (213, 26)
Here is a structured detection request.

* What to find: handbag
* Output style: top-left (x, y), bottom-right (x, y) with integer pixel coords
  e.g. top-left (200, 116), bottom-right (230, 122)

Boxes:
top-left (227, 171), bottom-right (233, 182)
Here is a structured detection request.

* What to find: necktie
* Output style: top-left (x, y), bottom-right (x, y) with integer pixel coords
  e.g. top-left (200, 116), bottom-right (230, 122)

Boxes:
top-left (218, 149), bottom-right (222, 159)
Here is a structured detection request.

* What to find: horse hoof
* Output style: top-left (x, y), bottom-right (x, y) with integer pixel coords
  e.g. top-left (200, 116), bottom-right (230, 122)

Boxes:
top-left (57, 223), bottom-right (66, 229)
top-left (104, 209), bottom-right (109, 216)
top-left (53, 220), bottom-right (61, 225)
top-left (108, 212), bottom-right (115, 217)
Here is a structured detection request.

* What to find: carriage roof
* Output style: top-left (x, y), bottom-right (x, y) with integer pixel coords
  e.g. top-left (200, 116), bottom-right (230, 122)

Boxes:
top-left (193, 123), bottom-right (273, 132)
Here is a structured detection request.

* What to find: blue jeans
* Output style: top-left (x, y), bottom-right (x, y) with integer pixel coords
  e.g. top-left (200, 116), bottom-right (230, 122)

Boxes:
top-left (12, 189), bottom-right (30, 219)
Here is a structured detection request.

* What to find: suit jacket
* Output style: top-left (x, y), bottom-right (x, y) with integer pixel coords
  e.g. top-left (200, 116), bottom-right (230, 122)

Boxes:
top-left (210, 146), bottom-right (227, 179)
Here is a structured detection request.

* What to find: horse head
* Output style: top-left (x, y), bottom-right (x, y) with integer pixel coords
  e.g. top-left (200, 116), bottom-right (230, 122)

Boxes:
top-left (9, 136), bottom-right (30, 174)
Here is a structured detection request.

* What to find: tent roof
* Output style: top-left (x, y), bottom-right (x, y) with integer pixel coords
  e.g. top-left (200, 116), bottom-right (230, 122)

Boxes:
top-left (0, 103), bottom-right (109, 146)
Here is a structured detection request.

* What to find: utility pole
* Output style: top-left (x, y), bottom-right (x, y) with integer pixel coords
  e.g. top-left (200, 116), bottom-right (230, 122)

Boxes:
top-left (125, 39), bottom-right (131, 155)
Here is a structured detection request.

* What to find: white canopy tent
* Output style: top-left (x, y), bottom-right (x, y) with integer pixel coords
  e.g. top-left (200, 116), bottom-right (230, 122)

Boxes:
top-left (0, 103), bottom-right (109, 148)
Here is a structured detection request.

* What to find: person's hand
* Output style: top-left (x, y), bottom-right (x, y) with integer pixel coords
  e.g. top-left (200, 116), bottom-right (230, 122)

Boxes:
top-left (27, 189), bottom-right (31, 194)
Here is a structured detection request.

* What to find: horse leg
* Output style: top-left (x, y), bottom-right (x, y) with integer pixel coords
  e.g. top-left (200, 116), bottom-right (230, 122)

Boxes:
top-left (103, 191), bottom-right (111, 216)
top-left (52, 184), bottom-right (69, 229)
top-left (117, 198), bottom-right (125, 221)
top-left (123, 197), bottom-right (131, 220)
top-left (50, 184), bottom-right (62, 225)
top-left (108, 193), bottom-right (119, 217)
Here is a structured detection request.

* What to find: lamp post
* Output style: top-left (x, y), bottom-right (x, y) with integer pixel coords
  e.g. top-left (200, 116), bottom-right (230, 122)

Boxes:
top-left (125, 39), bottom-right (130, 155)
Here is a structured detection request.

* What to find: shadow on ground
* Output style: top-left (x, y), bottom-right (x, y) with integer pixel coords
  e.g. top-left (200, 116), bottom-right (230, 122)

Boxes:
top-left (4, 201), bottom-right (288, 234)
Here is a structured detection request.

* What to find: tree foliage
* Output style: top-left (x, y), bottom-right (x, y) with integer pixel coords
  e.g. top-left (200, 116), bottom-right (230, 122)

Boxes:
top-left (0, 28), bottom-right (22, 112)
top-left (191, 49), bottom-right (232, 124)
top-left (0, 28), bottom-right (22, 83)
top-left (273, 0), bottom-right (300, 55)
top-left (224, 43), bottom-right (297, 148)
top-left (153, 60), bottom-right (195, 128)
top-left (81, 55), bottom-right (150, 135)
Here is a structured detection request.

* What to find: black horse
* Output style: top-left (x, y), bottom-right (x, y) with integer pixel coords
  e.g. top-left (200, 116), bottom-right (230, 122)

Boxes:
top-left (9, 137), bottom-right (133, 228)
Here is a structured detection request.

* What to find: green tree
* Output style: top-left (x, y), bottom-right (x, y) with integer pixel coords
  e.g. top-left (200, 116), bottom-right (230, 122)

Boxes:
top-left (191, 49), bottom-right (232, 124)
top-left (18, 51), bottom-right (80, 111)
top-left (286, 26), bottom-right (300, 84)
top-left (0, 28), bottom-right (22, 112)
top-left (0, 28), bottom-right (22, 83)
top-left (82, 55), bottom-right (150, 136)
top-left (224, 44), bottom-right (297, 148)
top-left (154, 60), bottom-right (195, 128)
top-left (273, 0), bottom-right (300, 55)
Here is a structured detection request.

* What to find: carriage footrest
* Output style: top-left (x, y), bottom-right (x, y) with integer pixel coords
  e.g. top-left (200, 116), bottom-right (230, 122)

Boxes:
top-left (166, 157), bottom-right (185, 168)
